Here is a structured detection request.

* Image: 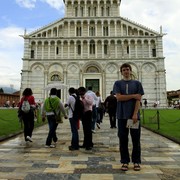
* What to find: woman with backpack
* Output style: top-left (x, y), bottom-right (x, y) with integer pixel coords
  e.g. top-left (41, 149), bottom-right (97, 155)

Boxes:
top-left (18, 88), bottom-right (36, 142)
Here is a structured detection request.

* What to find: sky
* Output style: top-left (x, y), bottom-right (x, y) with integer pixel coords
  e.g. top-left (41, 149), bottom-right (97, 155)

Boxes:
top-left (0, 0), bottom-right (179, 91)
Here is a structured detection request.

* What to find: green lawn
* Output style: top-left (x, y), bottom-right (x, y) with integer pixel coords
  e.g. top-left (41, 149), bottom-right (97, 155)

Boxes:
top-left (141, 109), bottom-right (180, 143)
top-left (0, 108), bottom-right (45, 139)
top-left (0, 108), bottom-right (180, 144)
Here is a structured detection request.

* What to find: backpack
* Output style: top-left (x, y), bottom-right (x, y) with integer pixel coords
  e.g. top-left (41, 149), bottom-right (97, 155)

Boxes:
top-left (71, 95), bottom-right (84, 120)
top-left (21, 98), bottom-right (31, 113)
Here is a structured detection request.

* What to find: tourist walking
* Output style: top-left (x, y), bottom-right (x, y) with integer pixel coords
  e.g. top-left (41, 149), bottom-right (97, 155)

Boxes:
top-left (18, 88), bottom-right (36, 142)
top-left (65, 87), bottom-right (80, 150)
top-left (78, 87), bottom-right (94, 150)
top-left (113, 63), bottom-right (144, 171)
top-left (41, 88), bottom-right (68, 148)
top-left (104, 91), bottom-right (117, 128)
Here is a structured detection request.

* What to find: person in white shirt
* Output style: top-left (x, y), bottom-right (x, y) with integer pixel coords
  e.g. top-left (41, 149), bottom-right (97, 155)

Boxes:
top-left (65, 87), bottom-right (79, 151)
top-left (86, 86), bottom-right (98, 133)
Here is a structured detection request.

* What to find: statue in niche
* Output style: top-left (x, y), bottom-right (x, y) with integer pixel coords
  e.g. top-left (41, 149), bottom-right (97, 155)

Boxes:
top-left (51, 74), bottom-right (60, 81)
top-left (86, 66), bottom-right (99, 73)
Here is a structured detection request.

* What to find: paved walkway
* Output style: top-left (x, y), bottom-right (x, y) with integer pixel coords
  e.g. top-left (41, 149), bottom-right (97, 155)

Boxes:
top-left (0, 116), bottom-right (179, 180)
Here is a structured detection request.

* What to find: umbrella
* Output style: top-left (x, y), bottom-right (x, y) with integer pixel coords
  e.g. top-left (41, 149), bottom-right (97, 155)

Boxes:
top-left (44, 82), bottom-right (68, 90)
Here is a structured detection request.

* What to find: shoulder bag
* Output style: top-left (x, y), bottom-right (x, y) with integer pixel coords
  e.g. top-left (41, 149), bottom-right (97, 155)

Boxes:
top-left (49, 97), bottom-right (63, 123)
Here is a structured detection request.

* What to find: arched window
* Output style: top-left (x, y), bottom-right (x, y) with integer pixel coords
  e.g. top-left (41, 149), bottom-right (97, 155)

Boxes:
top-left (101, 7), bottom-right (104, 16)
top-left (106, 7), bottom-right (110, 16)
top-left (81, 6), bottom-right (83, 16)
top-left (75, 7), bottom-right (78, 17)
top-left (78, 44), bottom-right (81, 55)
top-left (90, 41), bottom-right (95, 54)
top-left (93, 7), bottom-right (96, 16)
top-left (88, 7), bottom-right (91, 16)
top-left (103, 26), bottom-right (108, 36)
top-left (104, 44), bottom-right (108, 54)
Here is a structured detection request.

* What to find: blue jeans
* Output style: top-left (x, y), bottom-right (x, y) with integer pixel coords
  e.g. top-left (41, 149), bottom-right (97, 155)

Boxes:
top-left (69, 117), bottom-right (79, 148)
top-left (46, 115), bottom-right (58, 146)
top-left (118, 119), bottom-right (141, 164)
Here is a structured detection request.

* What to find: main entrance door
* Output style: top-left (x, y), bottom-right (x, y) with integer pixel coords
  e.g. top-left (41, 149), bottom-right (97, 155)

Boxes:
top-left (85, 79), bottom-right (99, 92)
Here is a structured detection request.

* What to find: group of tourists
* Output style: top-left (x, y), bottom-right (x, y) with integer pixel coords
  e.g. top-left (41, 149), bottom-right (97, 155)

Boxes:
top-left (18, 63), bottom-right (144, 172)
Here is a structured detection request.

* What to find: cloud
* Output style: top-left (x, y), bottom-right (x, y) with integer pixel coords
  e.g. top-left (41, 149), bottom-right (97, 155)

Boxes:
top-left (40, 0), bottom-right (64, 10)
top-left (0, 26), bottom-right (24, 89)
top-left (121, 0), bottom-right (180, 90)
top-left (15, 0), bottom-right (36, 9)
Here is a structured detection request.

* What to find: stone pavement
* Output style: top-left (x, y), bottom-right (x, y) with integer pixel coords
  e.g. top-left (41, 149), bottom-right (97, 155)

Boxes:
top-left (0, 116), bottom-right (179, 180)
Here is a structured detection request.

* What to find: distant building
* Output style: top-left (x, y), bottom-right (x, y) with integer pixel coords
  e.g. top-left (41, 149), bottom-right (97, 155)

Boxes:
top-left (167, 90), bottom-right (180, 107)
top-left (20, 0), bottom-right (167, 107)
top-left (0, 91), bottom-right (20, 107)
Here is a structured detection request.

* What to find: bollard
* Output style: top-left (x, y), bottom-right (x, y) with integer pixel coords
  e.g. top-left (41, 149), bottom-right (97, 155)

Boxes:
top-left (157, 110), bottom-right (160, 130)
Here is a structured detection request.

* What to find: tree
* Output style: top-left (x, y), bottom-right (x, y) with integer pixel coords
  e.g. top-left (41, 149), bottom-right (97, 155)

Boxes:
top-left (0, 88), bottom-right (4, 93)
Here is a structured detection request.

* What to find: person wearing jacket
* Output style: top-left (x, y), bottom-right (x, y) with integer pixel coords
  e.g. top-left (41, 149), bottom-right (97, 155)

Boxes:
top-left (41, 88), bottom-right (68, 148)
top-left (19, 88), bottom-right (36, 142)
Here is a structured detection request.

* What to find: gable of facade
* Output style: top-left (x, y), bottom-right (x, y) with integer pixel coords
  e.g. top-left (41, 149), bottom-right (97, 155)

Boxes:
top-left (20, 0), bottom-right (167, 107)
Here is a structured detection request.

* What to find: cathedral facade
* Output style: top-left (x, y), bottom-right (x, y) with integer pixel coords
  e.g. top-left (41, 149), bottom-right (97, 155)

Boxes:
top-left (21, 0), bottom-right (167, 107)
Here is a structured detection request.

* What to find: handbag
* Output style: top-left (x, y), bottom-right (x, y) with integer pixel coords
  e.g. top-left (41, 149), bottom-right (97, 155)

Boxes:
top-left (49, 97), bottom-right (63, 123)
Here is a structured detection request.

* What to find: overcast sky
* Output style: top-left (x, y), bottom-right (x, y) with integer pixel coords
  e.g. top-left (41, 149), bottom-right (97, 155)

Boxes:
top-left (0, 0), bottom-right (179, 91)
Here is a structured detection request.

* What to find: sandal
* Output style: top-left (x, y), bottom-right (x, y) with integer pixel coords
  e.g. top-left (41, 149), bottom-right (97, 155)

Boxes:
top-left (121, 164), bottom-right (128, 171)
top-left (134, 163), bottom-right (141, 171)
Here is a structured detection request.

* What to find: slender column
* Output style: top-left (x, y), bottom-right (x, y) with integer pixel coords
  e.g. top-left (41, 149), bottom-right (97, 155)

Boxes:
top-left (108, 41), bottom-right (110, 57)
top-left (88, 22), bottom-right (90, 36)
top-left (85, 2), bottom-right (87, 17)
top-left (122, 41), bottom-right (124, 58)
top-left (81, 22), bottom-right (83, 36)
top-left (95, 40), bottom-right (97, 58)
top-left (81, 41), bottom-right (83, 59)
top-left (98, 2), bottom-right (100, 17)
top-left (35, 44), bottom-right (37, 59)
top-left (56, 26), bottom-right (59, 37)
top-left (61, 42), bottom-right (63, 59)
top-left (68, 22), bottom-right (70, 37)
top-left (102, 22), bottom-right (104, 36)
top-left (41, 44), bottom-right (44, 59)
top-left (104, 2), bottom-right (106, 16)
top-left (121, 23), bottom-right (123, 36)
top-left (55, 42), bottom-right (57, 59)
top-left (115, 41), bottom-right (117, 58)
top-left (108, 21), bottom-right (110, 36)
top-left (115, 21), bottom-right (117, 36)
top-left (128, 41), bottom-right (131, 58)
top-left (102, 41), bottom-right (104, 58)
top-left (148, 41), bottom-right (151, 57)
top-left (44, 70), bottom-right (48, 99)
top-left (68, 41), bottom-right (70, 59)
top-left (135, 41), bottom-right (137, 58)
top-left (74, 42), bottom-right (77, 59)
top-left (48, 43), bottom-right (50, 59)
top-left (142, 41), bottom-right (144, 58)
top-left (95, 22), bottom-right (97, 36)
top-left (74, 22), bottom-right (77, 37)
top-left (88, 41), bottom-right (90, 58)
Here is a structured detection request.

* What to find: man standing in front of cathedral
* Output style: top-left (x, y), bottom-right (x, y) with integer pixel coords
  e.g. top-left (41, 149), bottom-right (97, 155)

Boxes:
top-left (113, 63), bottom-right (144, 171)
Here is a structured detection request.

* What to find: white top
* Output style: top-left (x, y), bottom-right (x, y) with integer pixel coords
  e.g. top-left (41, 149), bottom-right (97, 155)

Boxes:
top-left (66, 94), bottom-right (76, 118)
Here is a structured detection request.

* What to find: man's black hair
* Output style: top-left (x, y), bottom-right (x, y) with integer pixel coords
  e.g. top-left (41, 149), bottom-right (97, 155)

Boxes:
top-left (50, 88), bottom-right (57, 95)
